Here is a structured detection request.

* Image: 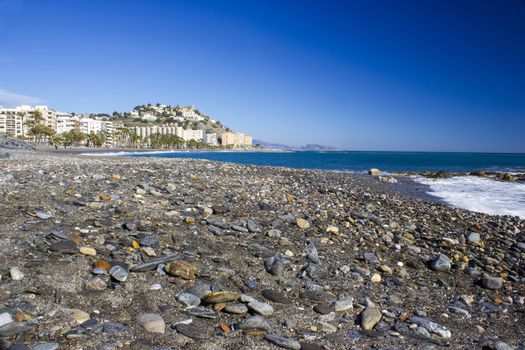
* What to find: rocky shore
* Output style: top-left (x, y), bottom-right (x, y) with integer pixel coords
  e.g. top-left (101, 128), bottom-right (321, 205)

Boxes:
top-left (0, 151), bottom-right (524, 350)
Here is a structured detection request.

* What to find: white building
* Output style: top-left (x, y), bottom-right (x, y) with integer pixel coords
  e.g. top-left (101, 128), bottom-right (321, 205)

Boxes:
top-left (182, 129), bottom-right (204, 141)
top-left (180, 107), bottom-right (204, 122)
top-left (79, 118), bottom-right (105, 134)
top-left (56, 114), bottom-right (77, 134)
top-left (142, 114), bottom-right (158, 122)
top-left (204, 133), bottom-right (218, 145)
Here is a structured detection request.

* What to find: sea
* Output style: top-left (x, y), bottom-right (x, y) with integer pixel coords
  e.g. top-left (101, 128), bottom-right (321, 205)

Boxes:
top-left (87, 150), bottom-right (525, 219)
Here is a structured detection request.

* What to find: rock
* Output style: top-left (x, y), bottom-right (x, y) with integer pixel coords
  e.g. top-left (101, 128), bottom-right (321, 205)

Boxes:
top-left (430, 254), bottom-right (451, 272)
top-left (481, 275), bottom-right (503, 290)
top-left (248, 300), bottom-right (274, 316)
top-left (360, 301), bottom-right (382, 330)
top-left (202, 291), bottom-right (239, 303)
top-left (467, 232), bottom-right (481, 243)
top-left (6, 345), bottom-right (31, 350)
top-left (79, 246), bottom-right (97, 256)
top-left (165, 260), bottom-right (197, 280)
top-left (264, 333), bottom-right (301, 349)
top-left (176, 292), bottom-right (201, 307)
top-left (334, 297), bottom-right (353, 312)
top-left (137, 313), bottom-right (165, 334)
top-left (313, 304), bottom-right (332, 315)
top-left (262, 289), bottom-right (291, 304)
top-left (175, 320), bottom-right (213, 339)
top-left (0, 322), bottom-right (33, 337)
top-left (186, 306), bottom-right (218, 319)
top-left (239, 316), bottom-right (272, 332)
top-left (33, 343), bottom-right (60, 350)
top-left (409, 316), bottom-right (451, 338)
top-left (49, 240), bottom-right (78, 253)
top-left (368, 168), bottom-right (381, 176)
top-left (109, 265), bottom-right (128, 282)
top-left (326, 225), bottom-right (339, 234)
top-left (129, 254), bottom-right (179, 272)
top-left (371, 273), bottom-right (382, 283)
top-left (0, 312), bottom-right (13, 327)
top-left (296, 218), bottom-right (310, 229)
top-left (264, 256), bottom-right (286, 276)
top-left (9, 267), bottom-right (24, 280)
top-left (223, 303), bottom-right (248, 314)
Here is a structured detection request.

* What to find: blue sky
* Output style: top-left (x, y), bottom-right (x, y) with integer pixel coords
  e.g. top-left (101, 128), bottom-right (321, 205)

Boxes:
top-left (0, 0), bottom-right (524, 152)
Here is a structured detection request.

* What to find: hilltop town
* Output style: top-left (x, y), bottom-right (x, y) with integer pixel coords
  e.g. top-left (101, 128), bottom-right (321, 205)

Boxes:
top-left (0, 104), bottom-right (253, 149)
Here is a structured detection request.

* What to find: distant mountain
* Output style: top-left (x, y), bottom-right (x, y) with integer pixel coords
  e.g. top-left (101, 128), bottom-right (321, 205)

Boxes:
top-left (254, 139), bottom-right (339, 151)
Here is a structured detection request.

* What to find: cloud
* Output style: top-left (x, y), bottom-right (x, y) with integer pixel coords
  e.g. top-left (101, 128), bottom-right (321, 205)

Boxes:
top-left (0, 89), bottom-right (42, 107)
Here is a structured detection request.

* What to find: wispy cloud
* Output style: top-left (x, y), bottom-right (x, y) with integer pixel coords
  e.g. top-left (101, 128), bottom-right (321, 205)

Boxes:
top-left (0, 89), bottom-right (42, 107)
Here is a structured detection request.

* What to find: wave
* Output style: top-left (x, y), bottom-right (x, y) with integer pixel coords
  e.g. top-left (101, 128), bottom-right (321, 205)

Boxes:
top-left (414, 176), bottom-right (525, 218)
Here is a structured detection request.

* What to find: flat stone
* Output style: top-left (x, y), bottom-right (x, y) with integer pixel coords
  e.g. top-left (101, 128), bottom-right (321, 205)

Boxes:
top-left (0, 312), bottom-right (13, 327)
top-left (202, 291), bottom-right (239, 303)
top-left (175, 320), bottom-right (213, 339)
top-left (223, 303), bottom-right (248, 314)
top-left (313, 304), bottom-right (332, 315)
top-left (165, 260), bottom-right (197, 280)
top-left (334, 297), bottom-right (354, 312)
top-left (186, 306), bottom-right (218, 319)
top-left (302, 290), bottom-right (335, 303)
top-left (409, 316), bottom-right (451, 338)
top-left (137, 313), bottom-right (165, 334)
top-left (248, 300), bottom-right (274, 316)
top-left (49, 240), bottom-right (78, 253)
top-left (326, 225), bottom-right (339, 235)
top-left (481, 276), bottom-right (503, 290)
top-left (262, 289), bottom-right (291, 304)
top-left (239, 316), bottom-right (272, 332)
top-left (63, 308), bottom-right (90, 324)
top-left (33, 343), bottom-right (60, 350)
top-left (6, 345), bottom-right (31, 350)
top-left (264, 333), bottom-right (301, 349)
top-left (0, 322), bottom-right (33, 337)
top-left (177, 292), bottom-right (201, 307)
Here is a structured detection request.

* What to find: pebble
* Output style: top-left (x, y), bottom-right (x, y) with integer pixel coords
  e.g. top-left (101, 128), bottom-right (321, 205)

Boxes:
top-left (165, 260), bottom-right (197, 280)
top-left (296, 218), bottom-right (310, 229)
top-left (176, 292), bottom-right (201, 307)
top-left (33, 343), bottom-right (60, 350)
top-left (175, 320), bottom-right (213, 339)
top-left (136, 313), bottom-right (165, 334)
top-left (223, 303), bottom-right (248, 314)
top-left (248, 300), bottom-right (274, 316)
top-left (409, 316), bottom-right (451, 338)
top-left (334, 297), bottom-right (354, 312)
top-left (481, 276), bottom-right (504, 290)
top-left (264, 333), bottom-right (301, 349)
top-left (371, 273), bottom-right (382, 283)
top-left (467, 232), bottom-right (481, 243)
top-left (360, 300), bottom-right (382, 330)
top-left (202, 291), bottom-right (240, 303)
top-left (239, 316), bottom-right (272, 332)
top-left (79, 246), bottom-right (97, 256)
top-left (431, 254), bottom-right (451, 272)
top-left (0, 312), bottom-right (13, 327)
top-left (109, 265), bottom-right (128, 282)
top-left (262, 289), bottom-right (291, 304)
top-left (326, 225), bottom-right (339, 235)
top-left (9, 267), bottom-right (24, 280)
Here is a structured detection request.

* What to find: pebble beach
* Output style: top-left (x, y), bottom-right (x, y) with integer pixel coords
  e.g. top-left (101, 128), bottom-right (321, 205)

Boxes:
top-left (0, 150), bottom-right (524, 349)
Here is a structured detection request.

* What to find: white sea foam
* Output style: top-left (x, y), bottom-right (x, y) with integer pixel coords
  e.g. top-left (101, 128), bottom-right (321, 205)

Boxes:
top-left (414, 176), bottom-right (525, 218)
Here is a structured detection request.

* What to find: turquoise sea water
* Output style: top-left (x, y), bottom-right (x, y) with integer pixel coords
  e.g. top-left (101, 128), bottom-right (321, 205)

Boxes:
top-left (126, 150), bottom-right (525, 173)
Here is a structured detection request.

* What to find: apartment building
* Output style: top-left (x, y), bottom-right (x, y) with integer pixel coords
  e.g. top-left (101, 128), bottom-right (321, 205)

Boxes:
top-left (221, 131), bottom-right (253, 147)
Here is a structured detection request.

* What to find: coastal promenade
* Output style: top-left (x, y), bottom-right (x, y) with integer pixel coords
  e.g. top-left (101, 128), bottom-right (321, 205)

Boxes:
top-left (0, 150), bottom-right (524, 349)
